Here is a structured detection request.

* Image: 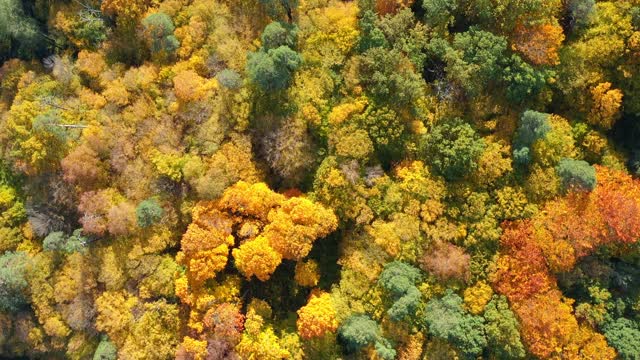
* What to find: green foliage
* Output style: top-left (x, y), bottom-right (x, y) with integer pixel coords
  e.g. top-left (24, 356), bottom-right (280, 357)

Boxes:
top-left (93, 337), bottom-right (117, 360)
top-left (247, 46), bottom-right (302, 91)
top-left (0, 0), bottom-right (47, 61)
top-left (452, 28), bottom-right (507, 96)
top-left (378, 261), bottom-right (421, 296)
top-left (0, 251), bottom-right (29, 312)
top-left (484, 296), bottom-right (526, 359)
top-left (424, 290), bottom-right (487, 359)
top-left (338, 314), bottom-right (380, 352)
top-left (357, 48), bottom-right (425, 107)
top-left (261, 22), bottom-right (298, 50)
top-left (378, 261), bottom-right (423, 321)
top-left (358, 10), bottom-right (387, 52)
top-left (141, 13), bottom-right (179, 59)
top-left (420, 118), bottom-right (485, 180)
top-left (73, 11), bottom-right (108, 49)
top-left (603, 318), bottom-right (640, 360)
top-left (502, 54), bottom-right (550, 103)
top-left (136, 199), bottom-right (164, 228)
top-left (513, 111), bottom-right (551, 166)
top-left (566, 0), bottom-right (596, 30)
top-left (338, 314), bottom-right (396, 359)
top-left (43, 229), bottom-right (86, 253)
top-left (422, 0), bottom-right (458, 29)
top-left (556, 158), bottom-right (597, 192)
top-left (259, 0), bottom-right (297, 22)
top-left (376, 9), bottom-right (429, 68)
top-left (217, 69), bottom-right (242, 90)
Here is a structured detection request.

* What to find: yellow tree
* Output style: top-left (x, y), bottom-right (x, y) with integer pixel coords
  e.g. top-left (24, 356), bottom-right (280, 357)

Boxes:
top-left (232, 236), bottom-right (282, 281)
top-left (588, 82), bottom-right (623, 130)
top-left (263, 196), bottom-right (338, 261)
top-left (177, 202), bottom-right (235, 287)
top-left (297, 292), bottom-right (339, 339)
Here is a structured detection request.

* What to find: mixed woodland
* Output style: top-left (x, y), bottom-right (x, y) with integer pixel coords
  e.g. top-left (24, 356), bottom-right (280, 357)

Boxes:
top-left (2, 0), bottom-right (640, 358)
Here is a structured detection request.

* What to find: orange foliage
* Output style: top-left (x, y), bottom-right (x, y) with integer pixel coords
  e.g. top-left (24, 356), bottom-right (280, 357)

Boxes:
top-left (177, 204), bottom-right (235, 287)
top-left (492, 222), bottom-right (554, 303)
top-left (203, 303), bottom-right (245, 342)
top-left (375, 0), bottom-right (415, 16)
top-left (512, 23), bottom-right (564, 66)
top-left (491, 165), bottom-right (640, 359)
top-left (592, 165), bottom-right (640, 244)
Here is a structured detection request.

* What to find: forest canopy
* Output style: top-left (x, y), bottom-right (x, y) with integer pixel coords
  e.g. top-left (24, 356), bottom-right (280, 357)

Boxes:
top-left (1, 0), bottom-right (640, 359)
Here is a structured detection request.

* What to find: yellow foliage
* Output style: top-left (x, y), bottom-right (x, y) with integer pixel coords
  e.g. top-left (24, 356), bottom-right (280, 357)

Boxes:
top-left (43, 316), bottom-right (71, 339)
top-left (102, 79), bottom-right (130, 107)
top-left (526, 164), bottom-right (560, 202)
top-left (101, 0), bottom-right (152, 19)
top-left (180, 336), bottom-right (208, 360)
top-left (588, 82), bottom-right (623, 130)
top-left (297, 292), bottom-right (338, 339)
top-left (463, 281), bottom-right (493, 315)
top-left (149, 150), bottom-right (186, 181)
top-left (328, 98), bottom-right (368, 126)
top-left (531, 115), bottom-right (576, 167)
top-left (473, 139), bottom-right (512, 187)
top-left (232, 236), bottom-right (282, 281)
top-left (300, 1), bottom-right (360, 67)
top-left (95, 291), bottom-right (138, 346)
top-left (76, 51), bottom-right (106, 79)
top-left (173, 69), bottom-right (208, 102)
top-left (367, 219), bottom-right (402, 257)
top-left (295, 260), bottom-right (321, 287)
top-left (494, 186), bottom-right (533, 220)
top-left (219, 181), bottom-right (285, 220)
top-left (263, 196), bottom-right (338, 260)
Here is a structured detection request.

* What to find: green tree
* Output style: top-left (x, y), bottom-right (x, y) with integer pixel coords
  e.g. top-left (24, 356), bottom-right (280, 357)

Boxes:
top-left (484, 296), bottom-right (526, 359)
top-left (513, 110), bottom-right (551, 166)
top-left (141, 12), bottom-right (179, 60)
top-left (424, 290), bottom-right (487, 359)
top-left (43, 229), bottom-right (86, 253)
top-left (259, 0), bottom-right (297, 22)
top-left (420, 118), bottom-right (485, 180)
top-left (0, 251), bottom-right (29, 312)
top-left (0, 0), bottom-right (47, 62)
top-left (501, 54), bottom-right (550, 104)
top-left (357, 48), bottom-right (425, 107)
top-left (247, 46), bottom-right (302, 91)
top-left (261, 22), bottom-right (298, 50)
top-left (136, 199), bottom-right (164, 228)
top-left (556, 158), bottom-right (597, 192)
top-left (565, 0), bottom-right (596, 31)
top-left (358, 10), bottom-right (387, 52)
top-left (93, 337), bottom-right (118, 360)
top-left (378, 261), bottom-right (423, 321)
top-left (603, 318), bottom-right (640, 360)
top-left (452, 28), bottom-right (508, 96)
top-left (338, 314), bottom-right (396, 359)
top-left (422, 0), bottom-right (458, 30)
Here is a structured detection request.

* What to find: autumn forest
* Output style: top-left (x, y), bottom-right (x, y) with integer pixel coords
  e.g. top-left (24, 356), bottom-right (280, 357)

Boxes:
top-left (1, 0), bottom-right (640, 358)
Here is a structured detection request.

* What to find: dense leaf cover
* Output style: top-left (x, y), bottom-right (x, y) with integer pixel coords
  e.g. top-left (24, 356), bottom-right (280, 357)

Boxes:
top-left (1, 0), bottom-right (640, 358)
